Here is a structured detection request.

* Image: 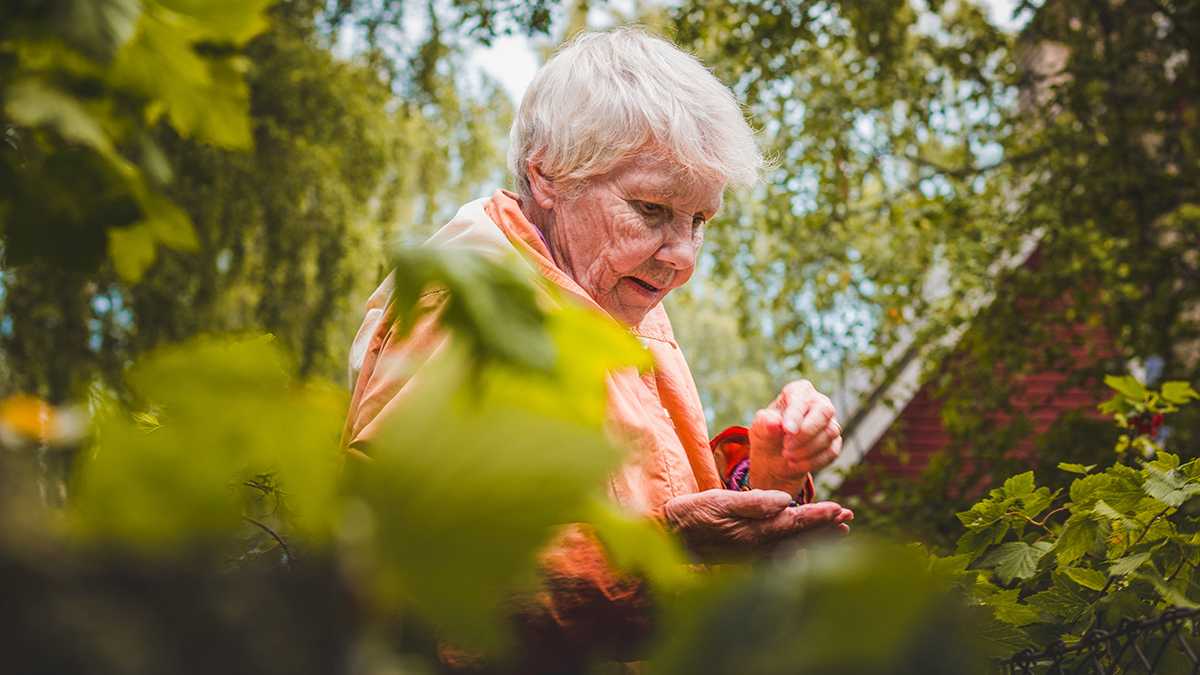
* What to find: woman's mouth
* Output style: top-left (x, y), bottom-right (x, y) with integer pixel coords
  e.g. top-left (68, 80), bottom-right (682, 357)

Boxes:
top-left (621, 276), bottom-right (663, 300)
top-left (629, 277), bottom-right (660, 293)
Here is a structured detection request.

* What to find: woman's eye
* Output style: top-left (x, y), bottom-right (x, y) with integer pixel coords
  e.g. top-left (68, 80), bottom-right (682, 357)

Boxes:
top-left (634, 201), bottom-right (665, 217)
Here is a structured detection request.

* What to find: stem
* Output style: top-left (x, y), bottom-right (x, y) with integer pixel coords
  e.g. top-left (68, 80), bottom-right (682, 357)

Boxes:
top-left (1165, 557), bottom-right (1189, 583)
top-left (1006, 509), bottom-right (1053, 534)
top-left (1131, 507), bottom-right (1172, 549)
top-left (242, 516), bottom-right (293, 568)
top-left (1037, 506), bottom-right (1070, 527)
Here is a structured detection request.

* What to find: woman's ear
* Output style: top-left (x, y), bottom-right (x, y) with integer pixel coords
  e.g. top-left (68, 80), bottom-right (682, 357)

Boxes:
top-left (526, 161), bottom-right (557, 210)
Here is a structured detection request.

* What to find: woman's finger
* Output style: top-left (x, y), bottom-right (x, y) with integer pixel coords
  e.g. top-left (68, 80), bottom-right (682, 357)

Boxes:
top-left (722, 488), bottom-right (795, 519)
top-left (750, 407), bottom-right (785, 448)
top-left (783, 418), bottom-right (838, 460)
top-left (751, 501), bottom-right (843, 542)
top-left (791, 398), bottom-right (835, 446)
top-left (781, 392), bottom-right (810, 435)
top-left (786, 435), bottom-right (842, 473)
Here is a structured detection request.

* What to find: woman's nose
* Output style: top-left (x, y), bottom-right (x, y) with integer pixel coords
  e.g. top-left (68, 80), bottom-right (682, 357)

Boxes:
top-left (654, 221), bottom-right (697, 271)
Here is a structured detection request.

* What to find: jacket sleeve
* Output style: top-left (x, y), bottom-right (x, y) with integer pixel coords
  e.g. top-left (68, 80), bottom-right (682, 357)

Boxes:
top-left (341, 288), bottom-right (449, 452)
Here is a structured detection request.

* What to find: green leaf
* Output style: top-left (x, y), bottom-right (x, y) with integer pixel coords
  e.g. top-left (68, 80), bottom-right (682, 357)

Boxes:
top-left (348, 310), bottom-right (643, 648)
top-left (156, 0), bottom-right (271, 43)
top-left (70, 336), bottom-right (346, 548)
top-left (1058, 462), bottom-right (1096, 475)
top-left (108, 223), bottom-right (158, 282)
top-left (927, 552), bottom-right (972, 579)
top-left (967, 605), bottom-right (1036, 660)
top-left (1161, 381), bottom-right (1200, 405)
top-left (1027, 572), bottom-right (1091, 623)
top-left (1018, 487), bottom-right (1057, 519)
top-left (1056, 512), bottom-right (1105, 565)
top-left (978, 541), bottom-right (1051, 584)
top-left (1105, 375), bottom-right (1148, 401)
top-left (1109, 551), bottom-right (1152, 577)
top-left (1134, 571), bottom-right (1200, 609)
top-left (390, 248), bottom-right (558, 375)
top-left (972, 579), bottom-right (1040, 626)
top-left (1143, 465), bottom-right (1200, 508)
top-left (1094, 497), bottom-right (1128, 523)
top-left (1098, 394), bottom-right (1124, 416)
top-left (5, 80), bottom-right (115, 157)
top-left (1064, 567), bottom-right (1107, 591)
top-left (1003, 471), bottom-right (1035, 497)
top-left (109, 5), bottom-right (264, 148)
top-left (139, 192), bottom-right (198, 250)
top-left (62, 0), bottom-right (142, 57)
top-left (1071, 465), bottom-right (1144, 512)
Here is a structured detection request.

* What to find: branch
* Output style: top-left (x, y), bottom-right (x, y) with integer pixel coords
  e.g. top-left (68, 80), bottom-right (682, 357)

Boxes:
top-left (901, 147), bottom-right (1048, 179)
top-left (242, 516), bottom-right (293, 568)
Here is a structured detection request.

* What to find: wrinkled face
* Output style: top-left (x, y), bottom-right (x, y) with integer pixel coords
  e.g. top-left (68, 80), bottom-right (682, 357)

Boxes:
top-left (538, 155), bottom-right (724, 326)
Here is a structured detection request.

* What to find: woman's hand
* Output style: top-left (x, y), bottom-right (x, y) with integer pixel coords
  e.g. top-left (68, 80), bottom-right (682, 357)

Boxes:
top-left (748, 380), bottom-right (842, 495)
top-left (662, 489), bottom-right (852, 562)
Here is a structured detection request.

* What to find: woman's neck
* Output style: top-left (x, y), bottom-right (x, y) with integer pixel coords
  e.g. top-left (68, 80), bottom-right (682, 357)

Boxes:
top-left (518, 197), bottom-right (568, 272)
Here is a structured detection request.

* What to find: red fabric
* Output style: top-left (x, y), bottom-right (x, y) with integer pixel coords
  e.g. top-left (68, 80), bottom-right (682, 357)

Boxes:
top-left (709, 425), bottom-right (751, 478)
top-left (709, 425), bottom-right (816, 505)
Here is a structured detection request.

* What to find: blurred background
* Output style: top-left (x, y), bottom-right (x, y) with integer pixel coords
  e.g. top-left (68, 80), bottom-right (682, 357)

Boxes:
top-left (3, 0), bottom-right (1200, 673)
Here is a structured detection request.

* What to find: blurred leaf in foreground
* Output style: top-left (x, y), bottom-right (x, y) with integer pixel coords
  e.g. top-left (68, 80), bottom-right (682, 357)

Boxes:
top-left (346, 250), bottom-right (650, 648)
top-left (648, 538), bottom-right (991, 675)
top-left (70, 336), bottom-right (346, 550)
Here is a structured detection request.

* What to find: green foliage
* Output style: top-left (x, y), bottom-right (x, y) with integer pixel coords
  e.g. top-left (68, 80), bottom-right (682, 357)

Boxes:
top-left (70, 336), bottom-right (346, 549)
top-left (390, 248), bottom-right (555, 375)
top-left (1, 0), bottom-right (523, 404)
top-left (345, 342), bottom-right (624, 647)
top-left (1, 0), bottom-right (272, 281)
top-left (948, 379), bottom-right (1200, 647)
top-left (1101, 374), bottom-right (1200, 457)
top-left (14, 243), bottom-right (998, 672)
top-left (670, 0), bottom-right (1016, 390)
top-left (345, 265), bottom-right (650, 646)
top-left (61, 246), bottom-right (654, 653)
top-left (648, 539), bottom-right (990, 675)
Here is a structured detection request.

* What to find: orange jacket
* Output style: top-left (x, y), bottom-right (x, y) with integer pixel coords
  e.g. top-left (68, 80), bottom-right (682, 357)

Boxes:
top-left (342, 190), bottom-right (798, 665)
top-left (344, 190), bottom-right (723, 508)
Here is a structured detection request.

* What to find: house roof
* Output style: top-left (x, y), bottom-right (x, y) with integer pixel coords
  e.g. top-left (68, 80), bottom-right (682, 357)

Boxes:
top-left (818, 233), bottom-right (1042, 493)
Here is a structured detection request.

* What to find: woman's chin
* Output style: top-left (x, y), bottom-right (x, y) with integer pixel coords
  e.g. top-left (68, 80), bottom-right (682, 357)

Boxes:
top-left (603, 279), bottom-right (666, 325)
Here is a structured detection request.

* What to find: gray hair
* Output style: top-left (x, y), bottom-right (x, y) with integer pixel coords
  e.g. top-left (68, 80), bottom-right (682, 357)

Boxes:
top-left (507, 26), bottom-right (762, 199)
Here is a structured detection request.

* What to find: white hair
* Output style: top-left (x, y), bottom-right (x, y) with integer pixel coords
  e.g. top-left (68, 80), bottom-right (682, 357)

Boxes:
top-left (507, 26), bottom-right (762, 199)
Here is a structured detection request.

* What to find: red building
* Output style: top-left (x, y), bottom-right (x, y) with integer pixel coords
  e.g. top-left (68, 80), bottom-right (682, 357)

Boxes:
top-left (822, 243), bottom-right (1118, 496)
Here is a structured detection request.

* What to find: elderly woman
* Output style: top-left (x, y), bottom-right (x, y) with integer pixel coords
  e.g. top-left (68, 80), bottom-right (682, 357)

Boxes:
top-left (343, 27), bottom-right (852, 668)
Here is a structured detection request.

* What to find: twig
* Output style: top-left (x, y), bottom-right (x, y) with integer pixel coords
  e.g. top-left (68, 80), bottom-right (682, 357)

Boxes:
top-left (1131, 507), bottom-right (1172, 549)
top-left (1037, 506), bottom-right (1070, 527)
top-left (242, 516), bottom-right (293, 568)
top-left (1165, 556), bottom-right (1190, 583)
top-left (1006, 509), bottom-right (1054, 534)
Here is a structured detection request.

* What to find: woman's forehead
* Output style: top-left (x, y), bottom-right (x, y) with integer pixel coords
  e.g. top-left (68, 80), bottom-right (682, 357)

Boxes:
top-left (612, 156), bottom-right (725, 211)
